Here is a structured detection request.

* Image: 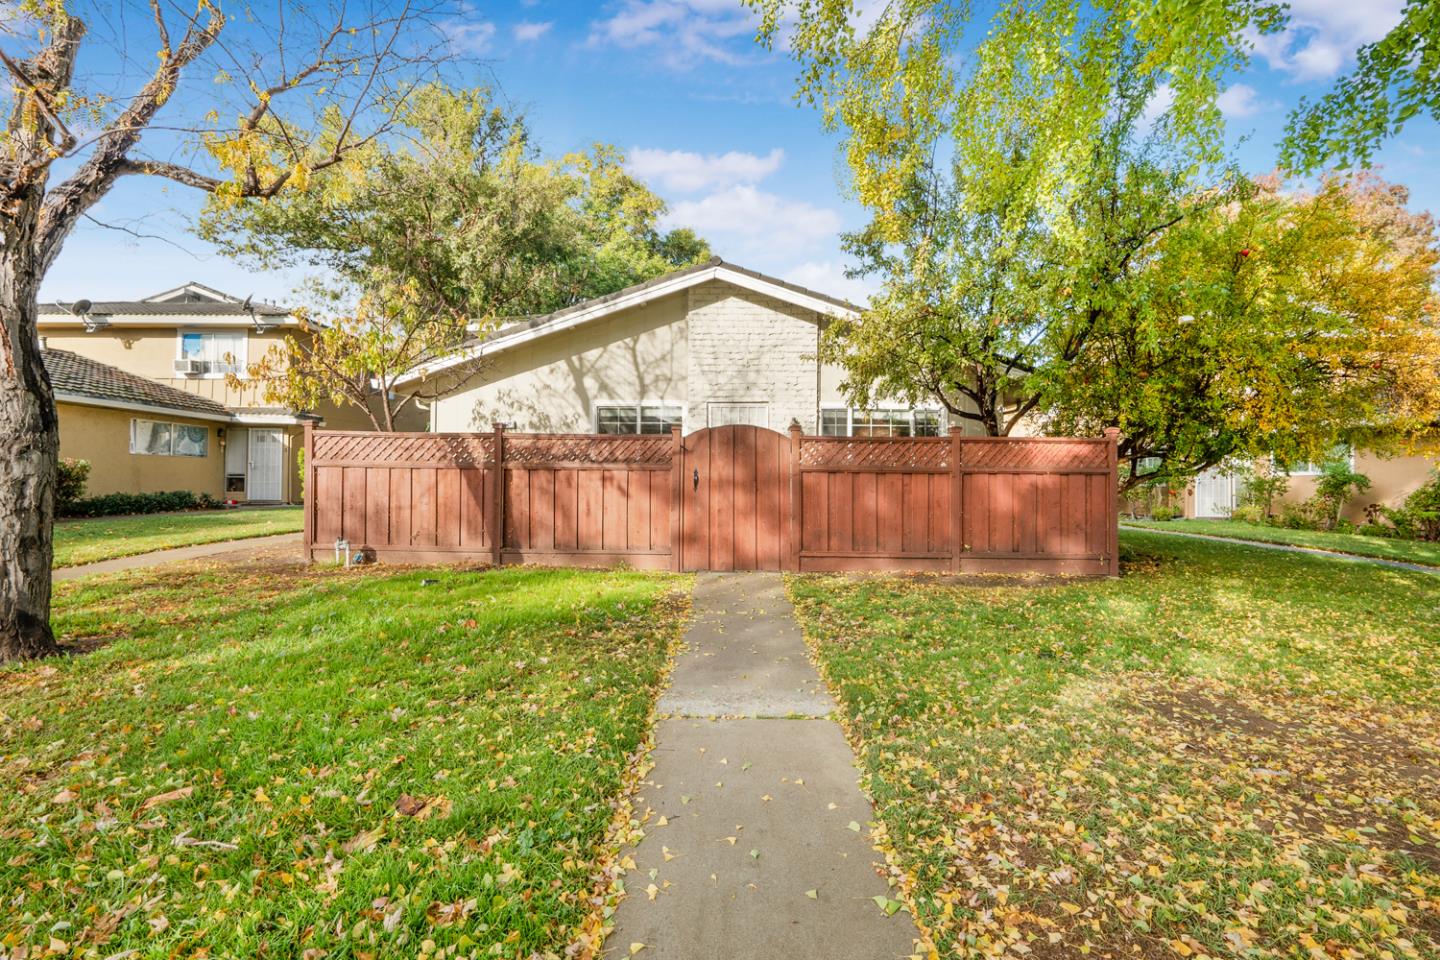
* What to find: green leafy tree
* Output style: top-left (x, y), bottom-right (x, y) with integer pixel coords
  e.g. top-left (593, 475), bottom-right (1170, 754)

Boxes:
top-left (0, 0), bottom-right (441, 660)
top-left (1281, 0), bottom-right (1440, 172)
top-left (202, 86), bottom-right (710, 430)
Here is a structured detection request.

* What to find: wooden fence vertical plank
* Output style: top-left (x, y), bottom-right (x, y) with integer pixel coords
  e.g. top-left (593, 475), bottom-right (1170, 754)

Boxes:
top-left (533, 469), bottom-right (555, 552)
top-left (671, 426), bottom-right (683, 569)
top-left (460, 468), bottom-right (485, 547)
top-left (342, 467), bottom-right (367, 546)
top-left (712, 427), bottom-right (734, 571)
top-left (901, 474), bottom-right (925, 554)
top-left (412, 468), bottom-right (437, 546)
top-left (491, 424), bottom-right (505, 566)
top-left (1018, 473), bottom-right (1038, 555)
top-left (829, 472), bottom-right (853, 554)
top-left (555, 470), bottom-right (578, 551)
top-left (436, 468), bottom-right (460, 548)
top-left (1040, 473), bottom-right (1062, 555)
top-left (652, 466), bottom-right (670, 553)
top-left (366, 467), bottom-right (390, 546)
top-left (733, 425), bottom-right (757, 569)
top-left (853, 472), bottom-right (877, 553)
top-left (878, 472), bottom-right (903, 555)
top-left (390, 469), bottom-right (411, 547)
top-left (602, 468), bottom-right (628, 552)
top-left (628, 469), bottom-right (650, 552)
top-left (930, 472), bottom-right (950, 555)
top-left (1104, 430), bottom-right (1120, 575)
top-left (788, 425), bottom-right (802, 571)
top-left (302, 421), bottom-right (314, 559)
top-left (578, 469), bottom-right (604, 551)
top-left (950, 428), bottom-right (963, 571)
top-left (754, 429), bottom-right (780, 570)
top-left (509, 466), bottom-right (531, 551)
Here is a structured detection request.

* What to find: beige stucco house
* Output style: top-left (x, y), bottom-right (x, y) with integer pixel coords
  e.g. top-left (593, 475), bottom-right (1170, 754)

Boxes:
top-left (405, 258), bottom-right (962, 438)
top-left (39, 282), bottom-right (415, 503)
top-left (1187, 449), bottom-right (1437, 522)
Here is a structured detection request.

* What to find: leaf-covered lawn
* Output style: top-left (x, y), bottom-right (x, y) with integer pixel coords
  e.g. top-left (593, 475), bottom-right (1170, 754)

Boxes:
top-left (1, 559), bottom-right (689, 959)
top-left (1123, 518), bottom-right (1440, 567)
top-left (53, 507), bottom-right (304, 568)
top-left (788, 531), bottom-right (1440, 960)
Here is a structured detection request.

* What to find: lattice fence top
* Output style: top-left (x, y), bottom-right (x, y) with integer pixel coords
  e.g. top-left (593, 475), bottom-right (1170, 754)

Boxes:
top-left (502, 434), bottom-right (674, 466)
top-left (313, 432), bottom-right (494, 466)
top-left (800, 436), bottom-right (951, 469)
top-left (961, 439), bottom-right (1110, 470)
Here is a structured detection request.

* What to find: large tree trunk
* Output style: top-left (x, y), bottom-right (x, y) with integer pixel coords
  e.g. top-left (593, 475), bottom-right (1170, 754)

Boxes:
top-left (0, 204), bottom-right (60, 661)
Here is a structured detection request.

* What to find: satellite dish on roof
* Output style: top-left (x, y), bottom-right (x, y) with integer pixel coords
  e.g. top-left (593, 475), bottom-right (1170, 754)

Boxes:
top-left (71, 299), bottom-right (92, 315)
top-left (241, 294), bottom-right (253, 312)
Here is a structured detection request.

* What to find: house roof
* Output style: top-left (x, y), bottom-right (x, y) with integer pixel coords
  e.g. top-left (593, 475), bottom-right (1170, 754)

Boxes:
top-left (38, 283), bottom-right (291, 321)
top-left (398, 257), bottom-right (861, 386)
top-left (44, 349), bottom-right (232, 420)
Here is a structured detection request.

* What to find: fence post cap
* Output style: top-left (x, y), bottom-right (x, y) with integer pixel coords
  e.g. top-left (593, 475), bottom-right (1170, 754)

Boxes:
top-left (1103, 427), bottom-right (1121, 440)
top-left (788, 419), bottom-right (803, 434)
top-left (948, 425), bottom-right (963, 437)
top-left (492, 421), bottom-right (507, 433)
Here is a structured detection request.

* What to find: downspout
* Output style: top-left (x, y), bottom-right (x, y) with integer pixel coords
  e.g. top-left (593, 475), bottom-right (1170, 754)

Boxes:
top-left (814, 313), bottom-right (821, 434)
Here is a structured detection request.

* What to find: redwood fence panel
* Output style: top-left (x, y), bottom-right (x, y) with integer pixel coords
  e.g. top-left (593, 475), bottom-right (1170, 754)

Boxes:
top-left (305, 422), bottom-right (1119, 576)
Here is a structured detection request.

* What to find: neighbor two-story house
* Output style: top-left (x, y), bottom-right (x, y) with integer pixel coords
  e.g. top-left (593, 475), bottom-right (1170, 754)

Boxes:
top-left (401, 258), bottom-right (961, 438)
top-left (39, 282), bottom-right (416, 503)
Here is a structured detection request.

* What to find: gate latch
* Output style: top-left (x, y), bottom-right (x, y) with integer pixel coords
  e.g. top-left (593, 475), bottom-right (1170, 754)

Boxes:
top-left (693, 468), bottom-right (699, 492)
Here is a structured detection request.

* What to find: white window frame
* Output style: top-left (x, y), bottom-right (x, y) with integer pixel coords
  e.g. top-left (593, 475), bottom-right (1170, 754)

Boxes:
top-left (706, 401), bottom-right (770, 429)
top-left (129, 418), bottom-right (210, 457)
top-left (818, 406), bottom-right (944, 437)
top-left (176, 329), bottom-right (248, 379)
top-left (1280, 444), bottom-right (1354, 477)
top-left (592, 401), bottom-right (685, 436)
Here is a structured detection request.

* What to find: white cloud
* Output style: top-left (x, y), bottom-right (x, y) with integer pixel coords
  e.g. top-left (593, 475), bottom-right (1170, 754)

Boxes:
top-left (1139, 83), bottom-right (1175, 131)
top-left (1216, 83), bottom-right (1275, 119)
top-left (783, 261), bottom-right (877, 306)
top-left (588, 1), bottom-right (760, 67)
top-left (1246, 0), bottom-right (1403, 82)
top-left (664, 185), bottom-right (842, 253)
top-left (441, 18), bottom-right (496, 55)
top-left (513, 21), bottom-right (553, 42)
top-left (628, 147), bottom-right (785, 193)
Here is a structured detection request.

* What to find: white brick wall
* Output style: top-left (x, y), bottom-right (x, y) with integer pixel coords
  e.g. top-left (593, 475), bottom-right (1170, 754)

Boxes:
top-left (684, 281), bottom-right (822, 432)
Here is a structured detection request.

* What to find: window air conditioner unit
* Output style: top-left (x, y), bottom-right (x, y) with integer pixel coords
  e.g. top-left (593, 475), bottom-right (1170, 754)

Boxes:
top-left (174, 359), bottom-right (205, 377)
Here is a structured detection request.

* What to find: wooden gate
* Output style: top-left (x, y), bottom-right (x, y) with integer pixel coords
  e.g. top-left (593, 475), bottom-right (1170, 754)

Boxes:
top-left (679, 425), bottom-right (789, 571)
top-left (304, 422), bottom-right (1119, 576)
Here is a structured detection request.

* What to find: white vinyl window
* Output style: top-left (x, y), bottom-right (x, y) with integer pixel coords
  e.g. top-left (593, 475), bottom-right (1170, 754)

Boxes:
top-left (130, 419), bottom-right (209, 457)
top-left (1280, 444), bottom-right (1354, 476)
top-left (594, 403), bottom-right (683, 435)
top-left (819, 407), bottom-right (942, 437)
top-left (178, 331), bottom-right (247, 377)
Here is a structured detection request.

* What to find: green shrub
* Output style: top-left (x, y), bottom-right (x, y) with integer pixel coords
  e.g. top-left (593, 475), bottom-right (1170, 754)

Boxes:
top-left (1228, 503), bottom-right (1266, 524)
top-left (1305, 461), bottom-right (1371, 531)
top-left (1235, 462), bottom-right (1289, 518)
top-left (1150, 505), bottom-right (1183, 521)
top-left (55, 458), bottom-right (90, 511)
top-left (60, 490), bottom-right (223, 519)
top-left (1375, 471), bottom-right (1440, 541)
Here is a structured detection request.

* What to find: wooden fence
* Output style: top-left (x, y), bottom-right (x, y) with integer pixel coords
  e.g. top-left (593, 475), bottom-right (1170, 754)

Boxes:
top-left (304, 422), bottom-right (1119, 576)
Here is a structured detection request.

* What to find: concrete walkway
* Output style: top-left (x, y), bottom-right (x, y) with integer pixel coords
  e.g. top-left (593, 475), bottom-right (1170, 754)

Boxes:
top-left (605, 574), bottom-right (922, 960)
top-left (1122, 524), bottom-right (1440, 576)
top-left (53, 533), bottom-right (303, 581)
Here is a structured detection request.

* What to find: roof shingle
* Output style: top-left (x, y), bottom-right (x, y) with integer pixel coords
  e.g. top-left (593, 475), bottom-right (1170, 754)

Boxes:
top-left (43, 349), bottom-right (230, 418)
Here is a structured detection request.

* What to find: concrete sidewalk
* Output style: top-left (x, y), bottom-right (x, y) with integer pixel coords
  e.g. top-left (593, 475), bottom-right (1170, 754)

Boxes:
top-left (605, 574), bottom-right (922, 960)
top-left (54, 533), bottom-right (303, 581)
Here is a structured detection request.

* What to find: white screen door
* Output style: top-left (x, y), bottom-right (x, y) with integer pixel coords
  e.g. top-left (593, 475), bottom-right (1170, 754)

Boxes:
top-left (247, 428), bottom-right (284, 501)
top-left (707, 402), bottom-right (770, 428)
top-left (1193, 469), bottom-right (1236, 518)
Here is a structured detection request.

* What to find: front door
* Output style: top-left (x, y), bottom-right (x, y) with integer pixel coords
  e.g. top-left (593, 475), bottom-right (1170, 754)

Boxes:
top-left (248, 428), bottom-right (285, 501)
top-left (679, 425), bottom-right (790, 571)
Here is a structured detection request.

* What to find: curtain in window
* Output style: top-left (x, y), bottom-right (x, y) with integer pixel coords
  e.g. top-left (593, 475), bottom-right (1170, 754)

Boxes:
top-left (173, 425), bottom-right (209, 457)
top-left (131, 419), bottom-right (172, 455)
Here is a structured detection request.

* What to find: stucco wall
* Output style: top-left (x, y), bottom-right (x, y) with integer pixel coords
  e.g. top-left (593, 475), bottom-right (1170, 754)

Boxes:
top-left (58, 401), bottom-right (226, 498)
top-left (41, 326), bottom-right (293, 408)
top-left (1275, 451), bottom-right (1437, 522)
top-left (430, 294), bottom-right (690, 432)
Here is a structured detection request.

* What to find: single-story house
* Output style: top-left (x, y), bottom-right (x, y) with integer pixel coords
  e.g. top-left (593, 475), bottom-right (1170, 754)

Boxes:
top-left (401, 258), bottom-right (967, 437)
top-left (1188, 449), bottom-right (1437, 522)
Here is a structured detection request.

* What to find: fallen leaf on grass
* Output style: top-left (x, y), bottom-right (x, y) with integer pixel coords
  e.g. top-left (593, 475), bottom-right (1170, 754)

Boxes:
top-left (141, 786), bottom-right (193, 811)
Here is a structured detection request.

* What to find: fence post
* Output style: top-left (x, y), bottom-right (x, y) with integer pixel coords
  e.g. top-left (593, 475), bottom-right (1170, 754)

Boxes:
top-left (787, 420), bottom-right (803, 572)
top-left (950, 426), bottom-right (964, 573)
top-left (491, 422), bottom-right (506, 568)
top-left (671, 425), bottom-right (683, 572)
top-left (1104, 427), bottom-right (1120, 576)
top-left (302, 419), bottom-right (315, 564)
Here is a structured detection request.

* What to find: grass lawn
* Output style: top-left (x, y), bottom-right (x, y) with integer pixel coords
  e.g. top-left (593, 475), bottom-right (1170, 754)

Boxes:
top-left (1123, 517), bottom-right (1440, 568)
top-left (53, 507), bottom-right (304, 568)
top-left (1, 558), bottom-right (689, 959)
top-left (789, 530), bottom-right (1440, 960)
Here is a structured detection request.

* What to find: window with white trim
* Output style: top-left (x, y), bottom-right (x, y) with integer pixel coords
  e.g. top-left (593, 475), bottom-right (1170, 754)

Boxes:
top-left (130, 419), bottom-right (209, 457)
top-left (594, 403), bottom-right (683, 435)
top-left (819, 407), bottom-right (942, 437)
top-left (178, 331), bottom-right (246, 376)
top-left (1280, 444), bottom-right (1353, 476)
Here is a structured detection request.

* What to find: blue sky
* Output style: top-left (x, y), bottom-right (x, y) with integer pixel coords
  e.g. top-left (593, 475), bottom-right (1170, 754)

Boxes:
top-left (40, 0), bottom-right (1440, 307)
